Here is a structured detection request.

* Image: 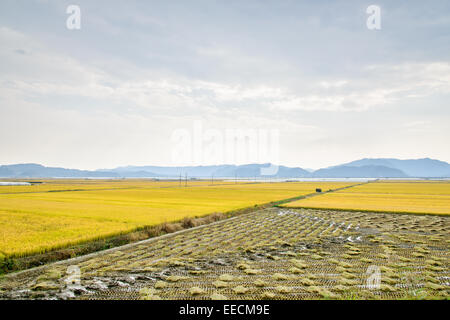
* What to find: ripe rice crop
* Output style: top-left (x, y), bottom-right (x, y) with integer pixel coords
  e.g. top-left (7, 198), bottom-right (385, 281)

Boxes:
top-left (0, 180), bottom-right (354, 257)
top-left (282, 181), bottom-right (450, 215)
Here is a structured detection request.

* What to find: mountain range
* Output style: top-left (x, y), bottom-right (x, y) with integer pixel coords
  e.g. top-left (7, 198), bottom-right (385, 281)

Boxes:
top-left (0, 158), bottom-right (449, 178)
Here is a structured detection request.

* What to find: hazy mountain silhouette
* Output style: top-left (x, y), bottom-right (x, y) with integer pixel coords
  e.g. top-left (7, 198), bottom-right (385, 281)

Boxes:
top-left (0, 163), bottom-right (119, 178)
top-left (311, 165), bottom-right (408, 178)
top-left (107, 164), bottom-right (310, 178)
top-left (341, 158), bottom-right (450, 177)
top-left (1, 158), bottom-right (449, 178)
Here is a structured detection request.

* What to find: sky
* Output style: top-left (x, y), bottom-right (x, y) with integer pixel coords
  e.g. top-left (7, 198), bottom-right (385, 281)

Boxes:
top-left (0, 0), bottom-right (449, 170)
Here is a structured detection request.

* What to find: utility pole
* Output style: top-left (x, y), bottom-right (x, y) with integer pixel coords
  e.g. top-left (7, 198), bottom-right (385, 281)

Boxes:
top-left (185, 173), bottom-right (187, 187)
top-left (211, 174), bottom-right (214, 185)
top-left (179, 173), bottom-right (181, 187)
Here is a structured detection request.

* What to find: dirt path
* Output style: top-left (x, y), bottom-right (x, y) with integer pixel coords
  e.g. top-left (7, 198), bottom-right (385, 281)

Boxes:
top-left (273, 180), bottom-right (371, 206)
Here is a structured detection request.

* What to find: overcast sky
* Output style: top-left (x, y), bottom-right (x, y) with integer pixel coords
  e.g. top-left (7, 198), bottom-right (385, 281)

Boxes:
top-left (1, 0), bottom-right (449, 170)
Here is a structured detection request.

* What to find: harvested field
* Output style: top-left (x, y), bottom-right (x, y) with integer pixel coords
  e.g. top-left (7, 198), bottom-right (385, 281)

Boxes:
top-left (1, 207), bottom-right (448, 300)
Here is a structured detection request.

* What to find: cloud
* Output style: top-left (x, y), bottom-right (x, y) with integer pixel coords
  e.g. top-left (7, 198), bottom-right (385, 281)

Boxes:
top-left (3, 25), bottom-right (449, 117)
top-left (0, 1), bottom-right (449, 168)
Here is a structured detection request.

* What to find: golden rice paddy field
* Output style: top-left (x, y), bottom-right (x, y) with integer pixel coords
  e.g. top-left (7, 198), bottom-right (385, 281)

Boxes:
top-left (0, 180), bottom-right (355, 257)
top-left (282, 181), bottom-right (450, 215)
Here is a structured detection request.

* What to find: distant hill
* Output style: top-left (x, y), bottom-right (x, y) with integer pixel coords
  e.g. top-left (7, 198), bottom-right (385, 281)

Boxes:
top-left (104, 158), bottom-right (450, 178)
top-left (107, 164), bottom-right (310, 178)
top-left (341, 158), bottom-right (450, 177)
top-left (0, 163), bottom-right (119, 178)
top-left (207, 164), bottom-right (310, 178)
top-left (0, 163), bottom-right (309, 178)
top-left (1, 158), bottom-right (449, 178)
top-left (109, 165), bottom-right (233, 177)
top-left (311, 165), bottom-right (408, 178)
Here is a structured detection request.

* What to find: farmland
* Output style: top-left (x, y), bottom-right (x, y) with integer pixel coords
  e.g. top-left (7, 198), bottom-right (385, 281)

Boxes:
top-left (0, 179), bottom-right (355, 257)
top-left (0, 179), bottom-right (448, 300)
top-left (282, 181), bottom-right (450, 215)
top-left (0, 207), bottom-right (448, 300)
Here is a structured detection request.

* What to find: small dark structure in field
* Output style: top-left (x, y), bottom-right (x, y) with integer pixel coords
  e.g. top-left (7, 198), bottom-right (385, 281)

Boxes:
top-left (316, 188), bottom-right (322, 193)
